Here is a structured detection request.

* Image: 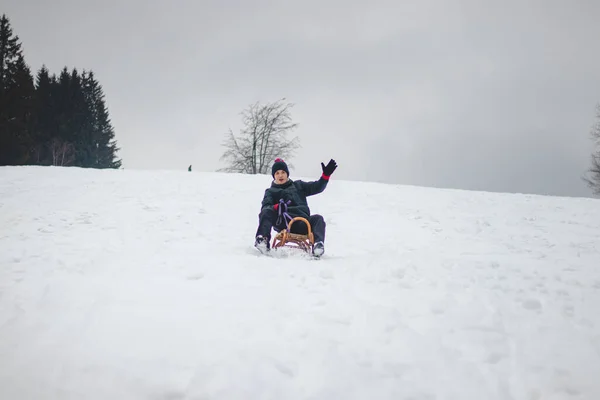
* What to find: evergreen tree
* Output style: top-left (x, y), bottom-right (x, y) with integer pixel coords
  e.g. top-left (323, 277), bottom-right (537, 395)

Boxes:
top-left (44, 67), bottom-right (75, 166)
top-left (49, 67), bottom-right (95, 167)
top-left (0, 14), bottom-right (35, 165)
top-left (82, 71), bottom-right (121, 168)
top-left (81, 70), bottom-right (100, 166)
top-left (32, 65), bottom-right (57, 164)
top-left (68, 68), bottom-right (94, 166)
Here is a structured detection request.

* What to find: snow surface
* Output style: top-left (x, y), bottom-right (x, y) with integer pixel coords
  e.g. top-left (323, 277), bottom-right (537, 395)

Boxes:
top-left (1, 166), bottom-right (600, 400)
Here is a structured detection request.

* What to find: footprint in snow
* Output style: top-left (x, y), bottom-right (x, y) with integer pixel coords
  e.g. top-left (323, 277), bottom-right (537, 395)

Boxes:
top-left (522, 298), bottom-right (542, 311)
top-left (485, 352), bottom-right (505, 364)
top-left (562, 304), bottom-right (575, 318)
top-left (312, 299), bottom-right (327, 307)
top-left (273, 361), bottom-right (295, 378)
top-left (319, 270), bottom-right (334, 280)
top-left (431, 305), bottom-right (445, 315)
top-left (390, 267), bottom-right (405, 280)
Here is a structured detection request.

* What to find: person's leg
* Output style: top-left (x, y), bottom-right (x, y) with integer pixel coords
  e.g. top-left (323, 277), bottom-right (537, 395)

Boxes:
top-left (255, 208), bottom-right (278, 250)
top-left (308, 214), bottom-right (326, 256)
top-left (309, 214), bottom-right (326, 243)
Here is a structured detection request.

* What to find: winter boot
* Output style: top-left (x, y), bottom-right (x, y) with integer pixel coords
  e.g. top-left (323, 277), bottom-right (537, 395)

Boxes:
top-left (255, 235), bottom-right (270, 254)
top-left (313, 241), bottom-right (324, 257)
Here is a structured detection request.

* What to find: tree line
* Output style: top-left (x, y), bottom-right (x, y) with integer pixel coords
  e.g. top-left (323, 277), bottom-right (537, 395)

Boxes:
top-left (0, 14), bottom-right (121, 168)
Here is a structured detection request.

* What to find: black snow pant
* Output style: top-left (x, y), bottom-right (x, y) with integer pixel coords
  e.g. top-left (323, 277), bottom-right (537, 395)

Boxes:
top-left (256, 208), bottom-right (326, 243)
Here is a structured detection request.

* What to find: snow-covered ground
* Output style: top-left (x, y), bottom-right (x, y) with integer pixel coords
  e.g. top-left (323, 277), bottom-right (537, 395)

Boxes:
top-left (1, 166), bottom-right (600, 400)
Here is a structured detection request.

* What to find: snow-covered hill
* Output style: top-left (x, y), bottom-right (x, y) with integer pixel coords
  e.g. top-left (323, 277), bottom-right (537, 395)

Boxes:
top-left (1, 166), bottom-right (599, 400)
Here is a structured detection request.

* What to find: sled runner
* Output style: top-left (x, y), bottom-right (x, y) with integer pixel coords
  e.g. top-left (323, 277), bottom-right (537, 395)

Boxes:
top-left (271, 216), bottom-right (315, 253)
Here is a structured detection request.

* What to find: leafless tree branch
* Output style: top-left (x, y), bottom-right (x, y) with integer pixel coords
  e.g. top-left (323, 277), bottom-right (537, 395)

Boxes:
top-left (49, 137), bottom-right (75, 167)
top-left (218, 98), bottom-right (301, 174)
top-left (583, 103), bottom-right (600, 196)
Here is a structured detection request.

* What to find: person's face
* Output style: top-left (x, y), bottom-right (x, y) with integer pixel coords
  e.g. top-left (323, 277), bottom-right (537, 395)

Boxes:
top-left (274, 170), bottom-right (288, 184)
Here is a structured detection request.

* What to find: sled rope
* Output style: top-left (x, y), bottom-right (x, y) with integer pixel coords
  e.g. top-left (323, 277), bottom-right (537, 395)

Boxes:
top-left (271, 199), bottom-right (315, 253)
top-left (276, 199), bottom-right (294, 228)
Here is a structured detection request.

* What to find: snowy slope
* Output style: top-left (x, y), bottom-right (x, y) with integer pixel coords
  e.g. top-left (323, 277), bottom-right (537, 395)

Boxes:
top-left (1, 166), bottom-right (600, 400)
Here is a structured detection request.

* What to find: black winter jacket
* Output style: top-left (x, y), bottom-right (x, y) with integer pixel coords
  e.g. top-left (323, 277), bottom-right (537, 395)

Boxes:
top-left (260, 177), bottom-right (329, 219)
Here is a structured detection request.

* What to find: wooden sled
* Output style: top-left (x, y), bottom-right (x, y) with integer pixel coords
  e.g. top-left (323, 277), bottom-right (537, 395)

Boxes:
top-left (271, 217), bottom-right (315, 253)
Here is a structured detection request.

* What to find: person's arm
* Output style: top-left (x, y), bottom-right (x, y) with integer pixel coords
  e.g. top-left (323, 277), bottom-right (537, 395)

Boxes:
top-left (300, 159), bottom-right (338, 196)
top-left (260, 189), bottom-right (275, 211)
top-left (300, 176), bottom-right (329, 196)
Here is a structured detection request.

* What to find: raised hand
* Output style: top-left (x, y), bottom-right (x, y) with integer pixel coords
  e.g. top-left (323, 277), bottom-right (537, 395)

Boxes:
top-left (321, 159), bottom-right (338, 176)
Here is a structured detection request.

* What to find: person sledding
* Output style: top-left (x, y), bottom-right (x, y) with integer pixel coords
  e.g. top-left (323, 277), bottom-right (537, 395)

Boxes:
top-left (254, 157), bottom-right (338, 256)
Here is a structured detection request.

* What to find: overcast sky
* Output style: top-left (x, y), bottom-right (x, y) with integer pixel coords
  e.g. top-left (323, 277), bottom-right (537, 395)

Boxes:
top-left (4, 0), bottom-right (600, 197)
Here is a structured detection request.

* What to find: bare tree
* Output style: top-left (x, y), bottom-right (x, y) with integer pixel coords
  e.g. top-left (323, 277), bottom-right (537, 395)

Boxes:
top-left (583, 104), bottom-right (600, 196)
top-left (218, 98), bottom-right (301, 174)
top-left (49, 137), bottom-right (75, 166)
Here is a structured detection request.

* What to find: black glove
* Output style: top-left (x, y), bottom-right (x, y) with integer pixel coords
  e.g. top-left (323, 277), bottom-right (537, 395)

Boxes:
top-left (321, 159), bottom-right (337, 176)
